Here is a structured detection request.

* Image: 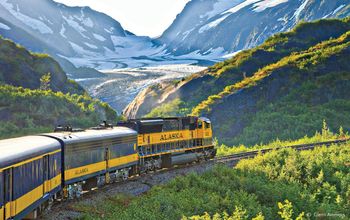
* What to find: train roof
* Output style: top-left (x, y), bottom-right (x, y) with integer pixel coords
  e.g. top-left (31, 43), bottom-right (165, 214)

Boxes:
top-left (0, 136), bottom-right (61, 169)
top-left (44, 126), bottom-right (137, 144)
top-left (127, 116), bottom-right (198, 121)
top-left (199, 117), bottom-right (211, 123)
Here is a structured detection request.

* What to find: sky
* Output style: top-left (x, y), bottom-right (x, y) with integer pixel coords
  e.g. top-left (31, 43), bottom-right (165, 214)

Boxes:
top-left (54, 0), bottom-right (190, 37)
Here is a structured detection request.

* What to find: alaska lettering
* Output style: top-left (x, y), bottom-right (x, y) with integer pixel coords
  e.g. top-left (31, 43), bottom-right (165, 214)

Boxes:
top-left (160, 133), bottom-right (184, 141)
top-left (75, 168), bottom-right (89, 175)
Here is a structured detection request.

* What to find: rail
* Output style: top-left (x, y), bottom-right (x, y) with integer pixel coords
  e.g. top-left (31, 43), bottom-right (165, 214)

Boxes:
top-left (215, 138), bottom-right (350, 163)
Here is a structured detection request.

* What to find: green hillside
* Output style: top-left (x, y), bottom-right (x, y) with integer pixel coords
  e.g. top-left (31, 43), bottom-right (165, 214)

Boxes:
top-left (0, 35), bottom-right (84, 94)
top-left (145, 18), bottom-right (350, 146)
top-left (0, 36), bottom-right (118, 139)
top-left (0, 85), bottom-right (118, 139)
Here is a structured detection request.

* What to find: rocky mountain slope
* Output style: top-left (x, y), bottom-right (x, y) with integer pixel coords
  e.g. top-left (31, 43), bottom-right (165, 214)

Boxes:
top-left (0, 0), bottom-right (165, 73)
top-left (125, 18), bottom-right (350, 146)
top-left (0, 36), bottom-right (118, 139)
top-left (159, 0), bottom-right (350, 56)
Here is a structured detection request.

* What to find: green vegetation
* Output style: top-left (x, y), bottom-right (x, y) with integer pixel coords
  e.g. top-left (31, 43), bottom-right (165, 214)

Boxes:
top-left (193, 31), bottom-right (350, 116)
top-left (0, 35), bottom-right (84, 94)
top-left (0, 35), bottom-right (120, 139)
top-left (146, 98), bottom-right (189, 117)
top-left (0, 85), bottom-right (118, 139)
top-left (40, 72), bottom-right (51, 90)
top-left (143, 17), bottom-right (350, 146)
top-left (148, 18), bottom-right (350, 119)
top-left (76, 138), bottom-right (350, 220)
top-left (216, 122), bottom-right (349, 156)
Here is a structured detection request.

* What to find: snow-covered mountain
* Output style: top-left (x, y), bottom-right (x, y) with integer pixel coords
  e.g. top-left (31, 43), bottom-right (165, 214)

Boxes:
top-left (159, 0), bottom-right (350, 56)
top-left (1, 0), bottom-right (349, 74)
top-left (0, 0), bottom-right (167, 73)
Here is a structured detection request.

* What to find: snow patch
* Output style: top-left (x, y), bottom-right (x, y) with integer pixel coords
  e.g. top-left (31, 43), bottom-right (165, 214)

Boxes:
top-left (84, 42), bottom-right (98, 49)
top-left (0, 22), bottom-right (10, 30)
top-left (333, 4), bottom-right (345, 15)
top-left (63, 15), bottom-right (86, 33)
top-left (198, 14), bottom-right (230, 33)
top-left (60, 24), bottom-right (67, 38)
top-left (182, 28), bottom-right (194, 40)
top-left (253, 0), bottom-right (289, 12)
top-left (93, 33), bottom-right (106, 41)
top-left (222, 50), bottom-right (241, 59)
top-left (104, 28), bottom-right (112, 34)
top-left (82, 17), bottom-right (93, 28)
top-left (72, 9), bottom-right (94, 28)
top-left (205, 0), bottom-right (243, 19)
top-left (69, 42), bottom-right (99, 57)
top-left (293, 0), bottom-right (309, 20)
top-left (223, 0), bottom-right (260, 14)
top-left (0, 0), bottom-right (53, 34)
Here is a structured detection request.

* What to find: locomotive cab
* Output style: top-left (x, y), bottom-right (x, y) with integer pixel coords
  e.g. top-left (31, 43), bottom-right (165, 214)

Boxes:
top-left (197, 117), bottom-right (213, 146)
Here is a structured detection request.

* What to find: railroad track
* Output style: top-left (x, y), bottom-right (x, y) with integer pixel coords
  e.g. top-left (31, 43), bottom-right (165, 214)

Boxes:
top-left (215, 138), bottom-right (350, 163)
top-left (42, 138), bottom-right (349, 219)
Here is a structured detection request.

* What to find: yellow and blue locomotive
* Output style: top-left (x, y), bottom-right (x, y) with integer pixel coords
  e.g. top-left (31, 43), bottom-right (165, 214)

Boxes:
top-left (118, 117), bottom-right (215, 172)
top-left (0, 116), bottom-right (215, 219)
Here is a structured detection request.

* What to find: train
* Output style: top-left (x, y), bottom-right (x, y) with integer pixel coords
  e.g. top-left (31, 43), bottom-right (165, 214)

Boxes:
top-left (0, 116), bottom-right (215, 220)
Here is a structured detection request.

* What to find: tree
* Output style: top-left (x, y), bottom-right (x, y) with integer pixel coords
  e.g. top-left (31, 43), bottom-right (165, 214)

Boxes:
top-left (40, 72), bottom-right (51, 90)
top-left (322, 119), bottom-right (331, 139)
top-left (278, 200), bottom-right (293, 220)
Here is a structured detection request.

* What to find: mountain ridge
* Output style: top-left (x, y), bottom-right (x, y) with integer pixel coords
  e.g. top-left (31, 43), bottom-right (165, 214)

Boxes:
top-left (0, 0), bottom-right (165, 73)
top-left (3, 0), bottom-right (349, 74)
top-left (0, 35), bottom-right (119, 139)
top-left (125, 17), bottom-right (350, 145)
top-left (159, 0), bottom-right (350, 57)
top-left (0, 35), bottom-right (84, 94)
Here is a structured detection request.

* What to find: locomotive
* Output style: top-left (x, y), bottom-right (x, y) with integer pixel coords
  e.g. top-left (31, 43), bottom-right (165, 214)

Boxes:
top-left (0, 117), bottom-right (215, 220)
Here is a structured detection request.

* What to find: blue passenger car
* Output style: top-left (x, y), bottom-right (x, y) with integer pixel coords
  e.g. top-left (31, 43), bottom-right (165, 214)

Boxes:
top-left (0, 136), bottom-right (62, 220)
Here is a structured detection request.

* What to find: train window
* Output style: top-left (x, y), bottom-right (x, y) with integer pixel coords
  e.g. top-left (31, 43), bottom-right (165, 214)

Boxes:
top-left (4, 170), bottom-right (12, 203)
top-left (205, 122), bottom-right (211, 129)
top-left (110, 142), bottom-right (137, 158)
top-left (163, 120), bottom-right (180, 131)
top-left (198, 121), bottom-right (203, 129)
top-left (49, 155), bottom-right (54, 179)
top-left (110, 144), bottom-right (120, 158)
top-left (120, 144), bottom-right (127, 156)
top-left (120, 144), bottom-right (126, 156)
top-left (0, 172), bottom-right (3, 206)
top-left (65, 148), bottom-right (104, 169)
top-left (138, 146), bottom-right (142, 154)
top-left (13, 159), bottom-right (44, 200)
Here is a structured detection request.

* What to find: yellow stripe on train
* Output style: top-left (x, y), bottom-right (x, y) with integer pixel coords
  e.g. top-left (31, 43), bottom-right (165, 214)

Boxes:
top-left (138, 130), bottom-right (194, 146)
top-left (14, 184), bottom-right (43, 216)
top-left (64, 154), bottom-right (139, 181)
top-left (108, 154), bottom-right (138, 168)
top-left (0, 206), bottom-right (3, 220)
top-left (64, 161), bottom-right (106, 181)
top-left (44, 174), bottom-right (61, 193)
top-left (5, 202), bottom-right (11, 220)
top-left (3, 174), bottom-right (61, 219)
top-left (137, 128), bottom-right (213, 146)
